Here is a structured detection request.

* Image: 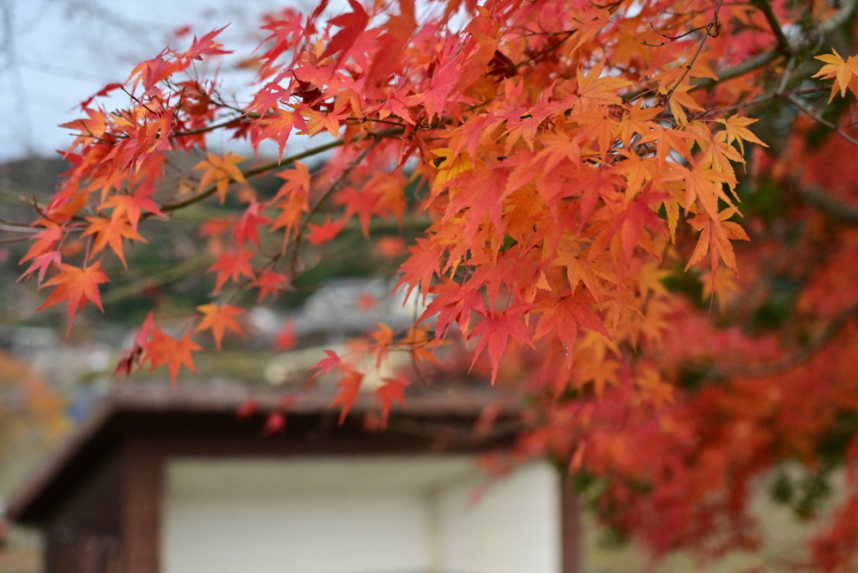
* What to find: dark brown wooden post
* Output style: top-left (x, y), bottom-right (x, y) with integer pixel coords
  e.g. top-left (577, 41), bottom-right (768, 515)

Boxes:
top-left (123, 440), bottom-right (163, 573)
top-left (561, 475), bottom-right (583, 573)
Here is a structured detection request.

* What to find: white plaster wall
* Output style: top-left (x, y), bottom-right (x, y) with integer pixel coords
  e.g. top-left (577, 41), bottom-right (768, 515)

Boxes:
top-left (163, 456), bottom-right (559, 573)
top-left (433, 463), bottom-right (561, 573)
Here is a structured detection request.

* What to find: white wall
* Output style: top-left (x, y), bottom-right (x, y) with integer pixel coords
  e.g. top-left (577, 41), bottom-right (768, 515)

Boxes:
top-left (163, 456), bottom-right (560, 573)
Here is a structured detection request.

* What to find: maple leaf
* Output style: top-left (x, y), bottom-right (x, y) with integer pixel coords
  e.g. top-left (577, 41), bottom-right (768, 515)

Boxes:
top-left (369, 322), bottom-right (394, 367)
top-left (394, 238), bottom-right (442, 303)
top-left (143, 328), bottom-right (202, 387)
top-left (208, 250), bottom-right (255, 293)
top-left (814, 49), bottom-right (858, 101)
top-left (420, 277), bottom-right (485, 345)
top-left (274, 162), bottom-right (312, 201)
top-left (21, 222), bottom-right (63, 263)
top-left (320, 0), bottom-right (369, 66)
top-left (100, 187), bottom-right (166, 233)
top-left (274, 319), bottom-right (297, 351)
top-left (685, 209), bottom-right (750, 278)
top-left (444, 163), bottom-right (508, 243)
top-left (82, 215), bottom-right (147, 268)
top-left (233, 200), bottom-right (272, 247)
top-left (184, 26), bottom-right (233, 60)
top-left (329, 368), bottom-right (363, 425)
top-left (257, 269), bottom-right (290, 301)
top-left (37, 262), bottom-right (109, 329)
top-left (254, 108), bottom-right (295, 162)
top-left (716, 115), bottom-right (768, 155)
top-left (19, 250), bottom-right (61, 286)
top-left (193, 152), bottom-right (247, 203)
top-left (533, 290), bottom-right (610, 368)
top-left (310, 349), bottom-right (342, 382)
top-left (374, 377), bottom-right (407, 429)
top-left (680, 161), bottom-right (737, 220)
top-left (576, 59), bottom-right (631, 106)
top-left (469, 306), bottom-right (534, 385)
top-left (195, 304), bottom-right (245, 350)
top-left (408, 52), bottom-right (462, 121)
top-left (305, 215), bottom-right (345, 245)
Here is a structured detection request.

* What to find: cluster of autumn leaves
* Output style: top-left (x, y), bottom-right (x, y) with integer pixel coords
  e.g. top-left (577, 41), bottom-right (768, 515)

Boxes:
top-left (15, 0), bottom-right (858, 565)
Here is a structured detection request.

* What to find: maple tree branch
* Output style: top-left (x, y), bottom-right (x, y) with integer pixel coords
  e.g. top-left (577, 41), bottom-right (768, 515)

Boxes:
top-left (802, 187), bottom-right (858, 225)
top-left (722, 304), bottom-right (858, 379)
top-left (752, 0), bottom-right (792, 54)
top-left (171, 115), bottom-right (253, 138)
top-left (643, 22), bottom-right (713, 47)
top-left (156, 128), bottom-right (404, 216)
top-left (288, 139), bottom-right (382, 276)
top-left (0, 220), bottom-right (39, 234)
top-left (696, 87), bottom-right (828, 117)
top-left (661, 0), bottom-right (722, 110)
top-left (784, 95), bottom-right (858, 148)
top-left (101, 256), bottom-right (212, 305)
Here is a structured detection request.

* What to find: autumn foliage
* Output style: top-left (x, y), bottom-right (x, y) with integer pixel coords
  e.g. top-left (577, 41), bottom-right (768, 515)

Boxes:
top-left (12, 0), bottom-right (858, 568)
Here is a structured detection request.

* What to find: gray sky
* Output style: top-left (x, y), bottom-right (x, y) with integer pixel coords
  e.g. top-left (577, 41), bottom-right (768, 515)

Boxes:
top-left (0, 0), bottom-right (308, 160)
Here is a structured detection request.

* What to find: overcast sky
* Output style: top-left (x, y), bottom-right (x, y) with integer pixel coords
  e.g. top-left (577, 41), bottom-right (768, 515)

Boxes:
top-left (0, 0), bottom-right (314, 161)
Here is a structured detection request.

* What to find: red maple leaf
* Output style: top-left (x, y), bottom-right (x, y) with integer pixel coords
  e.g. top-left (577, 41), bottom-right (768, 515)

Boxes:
top-left (469, 305), bottom-right (534, 385)
top-left (19, 250), bottom-right (61, 286)
top-left (320, 0), bottom-right (369, 66)
top-left (233, 200), bottom-right (272, 247)
top-left (274, 319), bottom-right (297, 351)
top-left (100, 186), bottom-right (166, 233)
top-left (374, 377), bottom-right (407, 429)
top-left (533, 290), bottom-right (610, 368)
top-left (208, 250), bottom-right (255, 293)
top-left (21, 222), bottom-right (63, 263)
top-left (310, 349), bottom-right (341, 382)
top-left (394, 238), bottom-right (442, 303)
top-left (329, 368), bottom-right (363, 425)
top-left (305, 215), bottom-right (344, 245)
top-left (257, 269), bottom-right (290, 301)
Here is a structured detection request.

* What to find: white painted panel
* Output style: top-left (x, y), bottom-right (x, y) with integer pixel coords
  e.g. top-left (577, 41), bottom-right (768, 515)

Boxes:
top-left (163, 457), bottom-right (559, 573)
top-left (434, 463), bottom-right (561, 573)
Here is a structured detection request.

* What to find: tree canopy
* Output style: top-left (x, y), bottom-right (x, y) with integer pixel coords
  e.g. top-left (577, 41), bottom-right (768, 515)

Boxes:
top-left (7, 0), bottom-right (858, 568)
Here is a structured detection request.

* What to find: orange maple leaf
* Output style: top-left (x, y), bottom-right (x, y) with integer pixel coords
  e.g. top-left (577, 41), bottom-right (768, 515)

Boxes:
top-left (37, 262), bottom-right (109, 329)
top-left (82, 214), bottom-right (147, 268)
top-left (143, 328), bottom-right (202, 387)
top-left (193, 152), bottom-right (247, 203)
top-left (195, 304), bottom-right (245, 350)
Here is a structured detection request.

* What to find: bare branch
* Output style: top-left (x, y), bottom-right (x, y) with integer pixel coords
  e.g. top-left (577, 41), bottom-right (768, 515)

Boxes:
top-left (752, 0), bottom-right (792, 54)
top-left (802, 187), bottom-right (858, 225)
top-left (785, 95), bottom-right (858, 148)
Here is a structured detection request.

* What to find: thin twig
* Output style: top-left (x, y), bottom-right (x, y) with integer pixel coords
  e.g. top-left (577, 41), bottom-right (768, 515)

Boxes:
top-left (785, 95), bottom-right (858, 148)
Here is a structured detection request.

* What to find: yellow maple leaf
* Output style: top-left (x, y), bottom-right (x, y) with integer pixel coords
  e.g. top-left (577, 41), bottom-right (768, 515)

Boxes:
top-left (813, 49), bottom-right (858, 101)
top-left (716, 114), bottom-right (769, 155)
top-left (193, 152), bottom-right (247, 203)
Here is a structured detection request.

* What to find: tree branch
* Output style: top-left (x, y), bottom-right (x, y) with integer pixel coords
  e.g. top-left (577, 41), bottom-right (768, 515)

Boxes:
top-left (802, 186), bottom-right (858, 225)
top-left (154, 127), bottom-right (403, 217)
top-left (785, 95), bottom-right (858, 148)
top-left (752, 0), bottom-right (792, 54)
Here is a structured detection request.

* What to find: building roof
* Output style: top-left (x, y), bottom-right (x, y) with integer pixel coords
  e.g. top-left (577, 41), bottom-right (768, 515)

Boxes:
top-left (6, 381), bottom-right (526, 525)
